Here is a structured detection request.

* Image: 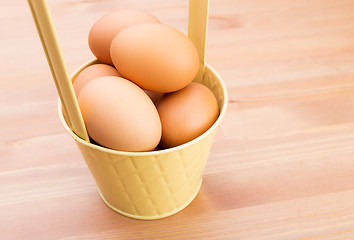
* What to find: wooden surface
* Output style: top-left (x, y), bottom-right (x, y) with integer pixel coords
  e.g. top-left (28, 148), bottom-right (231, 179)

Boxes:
top-left (2, 0), bottom-right (354, 239)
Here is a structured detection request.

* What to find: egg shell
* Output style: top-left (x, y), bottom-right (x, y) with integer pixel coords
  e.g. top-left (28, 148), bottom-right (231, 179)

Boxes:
top-left (88, 10), bottom-right (160, 65)
top-left (110, 23), bottom-right (199, 93)
top-left (156, 82), bottom-right (219, 148)
top-left (73, 63), bottom-right (121, 97)
top-left (78, 76), bottom-right (162, 152)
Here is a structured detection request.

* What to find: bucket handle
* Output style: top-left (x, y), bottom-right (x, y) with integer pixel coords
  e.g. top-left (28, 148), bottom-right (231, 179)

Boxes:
top-left (188, 0), bottom-right (209, 82)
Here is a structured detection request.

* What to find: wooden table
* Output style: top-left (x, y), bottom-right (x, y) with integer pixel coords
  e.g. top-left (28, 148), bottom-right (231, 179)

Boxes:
top-left (2, 0), bottom-right (354, 239)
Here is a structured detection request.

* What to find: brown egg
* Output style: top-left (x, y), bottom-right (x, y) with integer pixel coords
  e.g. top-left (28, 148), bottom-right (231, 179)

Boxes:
top-left (88, 10), bottom-right (160, 65)
top-left (73, 63), bottom-right (121, 97)
top-left (110, 23), bottom-right (199, 93)
top-left (78, 76), bottom-right (162, 152)
top-left (156, 82), bottom-right (219, 148)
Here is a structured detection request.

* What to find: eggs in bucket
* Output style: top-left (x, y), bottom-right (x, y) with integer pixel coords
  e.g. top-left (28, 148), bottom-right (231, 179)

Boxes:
top-left (73, 63), bottom-right (121, 96)
top-left (110, 23), bottom-right (199, 93)
top-left (88, 9), bottom-right (160, 65)
top-left (75, 9), bottom-right (219, 151)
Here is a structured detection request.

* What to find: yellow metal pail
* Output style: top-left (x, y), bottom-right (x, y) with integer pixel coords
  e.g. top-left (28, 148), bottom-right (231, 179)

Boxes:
top-left (58, 60), bottom-right (228, 220)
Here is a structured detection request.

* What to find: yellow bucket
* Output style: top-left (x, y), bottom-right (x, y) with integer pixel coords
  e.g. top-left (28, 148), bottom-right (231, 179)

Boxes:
top-left (58, 59), bottom-right (228, 220)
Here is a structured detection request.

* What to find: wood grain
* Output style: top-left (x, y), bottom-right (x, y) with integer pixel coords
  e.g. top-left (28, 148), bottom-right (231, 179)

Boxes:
top-left (2, 0), bottom-right (354, 239)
